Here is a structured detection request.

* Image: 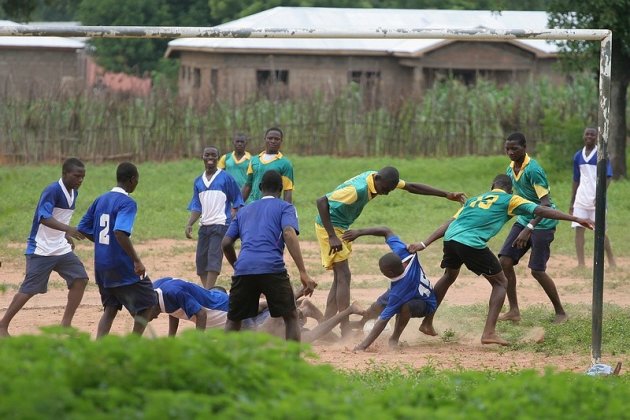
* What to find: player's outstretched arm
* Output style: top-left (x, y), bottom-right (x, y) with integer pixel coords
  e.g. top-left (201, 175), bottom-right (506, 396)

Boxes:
top-left (283, 226), bottom-right (317, 296)
top-left (114, 230), bottom-right (145, 277)
top-left (185, 211), bottom-right (201, 239)
top-left (342, 226), bottom-right (393, 242)
top-left (221, 235), bottom-right (238, 268)
top-left (194, 309), bottom-right (207, 331)
top-left (168, 315), bottom-right (180, 336)
top-left (408, 219), bottom-right (453, 253)
top-left (41, 217), bottom-right (85, 240)
top-left (534, 206), bottom-right (594, 230)
top-left (403, 182), bottom-right (467, 204)
top-left (316, 195), bottom-right (343, 254)
top-left (354, 318), bottom-right (388, 351)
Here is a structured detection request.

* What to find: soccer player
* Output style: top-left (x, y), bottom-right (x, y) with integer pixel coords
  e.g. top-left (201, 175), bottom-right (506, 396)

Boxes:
top-left (78, 162), bottom-right (157, 338)
top-left (222, 170), bottom-right (316, 342)
top-left (498, 132), bottom-right (568, 324)
top-left (316, 166), bottom-right (465, 336)
top-left (0, 158), bottom-right (88, 336)
top-left (185, 146), bottom-right (244, 288)
top-left (241, 127), bottom-right (294, 203)
top-left (218, 133), bottom-right (251, 190)
top-left (411, 174), bottom-right (593, 345)
top-left (569, 127), bottom-right (616, 268)
top-left (340, 226), bottom-right (436, 351)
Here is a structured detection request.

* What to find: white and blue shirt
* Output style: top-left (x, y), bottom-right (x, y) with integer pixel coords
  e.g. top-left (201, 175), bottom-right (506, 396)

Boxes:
top-left (573, 146), bottom-right (613, 210)
top-left (78, 187), bottom-right (139, 288)
top-left (188, 169), bottom-right (244, 226)
top-left (26, 179), bottom-right (77, 256)
top-left (153, 277), bottom-right (230, 328)
top-left (225, 196), bottom-right (299, 276)
top-left (379, 235), bottom-right (436, 321)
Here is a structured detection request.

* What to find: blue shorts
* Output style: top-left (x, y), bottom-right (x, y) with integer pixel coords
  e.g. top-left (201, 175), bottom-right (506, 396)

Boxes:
top-left (196, 224), bottom-right (228, 276)
top-left (98, 277), bottom-right (157, 315)
top-left (376, 291), bottom-right (432, 319)
top-left (20, 252), bottom-right (88, 295)
top-left (498, 223), bottom-right (555, 271)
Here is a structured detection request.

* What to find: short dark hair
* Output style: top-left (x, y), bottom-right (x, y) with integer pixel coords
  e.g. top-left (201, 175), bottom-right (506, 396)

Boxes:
top-left (62, 157), bottom-right (84, 174)
top-left (260, 170), bottom-right (283, 193)
top-left (209, 285), bottom-right (228, 294)
top-left (265, 127), bottom-right (283, 138)
top-left (378, 252), bottom-right (404, 277)
top-left (116, 162), bottom-right (138, 183)
top-left (506, 132), bottom-right (527, 147)
top-left (234, 133), bottom-right (249, 141)
top-left (492, 174), bottom-right (512, 191)
top-left (377, 166), bottom-right (400, 188)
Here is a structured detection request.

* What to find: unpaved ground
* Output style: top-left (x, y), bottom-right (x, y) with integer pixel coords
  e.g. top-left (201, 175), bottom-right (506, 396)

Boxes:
top-left (1, 239), bottom-right (628, 373)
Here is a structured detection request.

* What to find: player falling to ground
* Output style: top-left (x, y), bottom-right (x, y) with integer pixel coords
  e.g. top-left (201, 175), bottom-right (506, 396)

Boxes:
top-left (0, 158), bottom-right (88, 337)
top-left (410, 174), bottom-right (593, 346)
top-left (569, 127), bottom-right (616, 268)
top-left (316, 166), bottom-right (465, 337)
top-left (340, 226), bottom-right (436, 352)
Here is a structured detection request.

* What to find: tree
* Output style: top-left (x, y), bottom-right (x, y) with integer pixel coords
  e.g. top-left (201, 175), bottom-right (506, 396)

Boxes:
top-left (548, 1), bottom-right (630, 179)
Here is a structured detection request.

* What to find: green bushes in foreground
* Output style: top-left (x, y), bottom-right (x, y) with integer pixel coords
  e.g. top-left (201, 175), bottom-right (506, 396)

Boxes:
top-left (0, 329), bottom-right (628, 419)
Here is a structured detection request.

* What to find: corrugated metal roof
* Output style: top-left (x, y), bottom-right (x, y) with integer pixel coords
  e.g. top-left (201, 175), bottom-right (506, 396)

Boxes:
top-left (0, 20), bottom-right (85, 49)
top-left (167, 7), bottom-right (558, 57)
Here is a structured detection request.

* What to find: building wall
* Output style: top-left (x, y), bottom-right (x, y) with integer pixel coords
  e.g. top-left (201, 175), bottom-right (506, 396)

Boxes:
top-left (0, 48), bottom-right (85, 97)
top-left (175, 42), bottom-right (563, 106)
top-left (177, 52), bottom-right (413, 107)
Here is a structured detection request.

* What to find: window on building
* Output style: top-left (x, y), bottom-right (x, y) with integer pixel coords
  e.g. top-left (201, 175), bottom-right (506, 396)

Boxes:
top-left (348, 70), bottom-right (381, 89)
top-left (193, 68), bottom-right (201, 88)
top-left (210, 69), bottom-right (218, 96)
top-left (256, 70), bottom-right (289, 100)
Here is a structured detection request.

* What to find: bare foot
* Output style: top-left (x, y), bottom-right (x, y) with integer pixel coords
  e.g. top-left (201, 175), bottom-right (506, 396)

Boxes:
top-left (388, 338), bottom-right (399, 349)
top-left (349, 301), bottom-right (365, 316)
top-left (553, 313), bottom-right (568, 324)
top-left (481, 333), bottom-right (509, 346)
top-left (498, 311), bottom-right (521, 323)
top-left (419, 321), bottom-right (438, 336)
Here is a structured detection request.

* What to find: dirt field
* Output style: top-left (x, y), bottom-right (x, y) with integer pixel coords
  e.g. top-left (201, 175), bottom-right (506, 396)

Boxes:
top-left (1, 239), bottom-right (628, 373)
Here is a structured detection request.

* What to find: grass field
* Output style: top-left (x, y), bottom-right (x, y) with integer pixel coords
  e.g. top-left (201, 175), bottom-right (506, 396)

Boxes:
top-left (1, 155), bottom-right (629, 258)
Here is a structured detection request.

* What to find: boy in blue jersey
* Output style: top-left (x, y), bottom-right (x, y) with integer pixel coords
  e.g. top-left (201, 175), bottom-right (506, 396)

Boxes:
top-left (340, 226), bottom-right (436, 351)
top-left (217, 133), bottom-right (251, 189)
top-left (410, 174), bottom-right (593, 345)
top-left (0, 158), bottom-right (88, 337)
top-left (241, 127), bottom-right (294, 203)
top-left (78, 162), bottom-right (157, 338)
top-left (499, 132), bottom-right (570, 324)
top-left (185, 146), bottom-right (244, 289)
top-left (569, 127), bottom-right (615, 268)
top-left (222, 170), bottom-right (317, 341)
top-left (316, 166), bottom-right (465, 336)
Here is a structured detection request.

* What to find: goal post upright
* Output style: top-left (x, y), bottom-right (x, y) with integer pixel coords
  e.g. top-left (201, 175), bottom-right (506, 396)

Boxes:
top-left (0, 23), bottom-right (612, 363)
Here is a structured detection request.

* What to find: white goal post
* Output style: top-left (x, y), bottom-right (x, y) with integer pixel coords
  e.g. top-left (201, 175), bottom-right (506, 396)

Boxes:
top-left (0, 24), bottom-right (612, 363)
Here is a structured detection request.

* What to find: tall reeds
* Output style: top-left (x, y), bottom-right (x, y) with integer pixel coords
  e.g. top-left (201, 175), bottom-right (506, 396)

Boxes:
top-left (0, 75), bottom-right (598, 163)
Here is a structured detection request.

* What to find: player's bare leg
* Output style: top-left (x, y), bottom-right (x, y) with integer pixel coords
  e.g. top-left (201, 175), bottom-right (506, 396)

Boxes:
top-left (574, 227), bottom-right (586, 267)
top-left (0, 292), bottom-right (34, 337)
top-left (324, 260), bottom-right (351, 336)
top-left (531, 270), bottom-right (567, 324)
top-left (96, 305), bottom-right (119, 338)
top-left (481, 272), bottom-right (509, 346)
top-left (498, 256), bottom-right (521, 322)
top-left (202, 271), bottom-right (219, 289)
top-left (298, 298), bottom-right (324, 323)
top-left (604, 234), bottom-right (616, 268)
top-left (419, 267), bottom-right (459, 336)
top-left (303, 301), bottom-right (364, 343)
top-left (61, 278), bottom-right (87, 327)
top-left (282, 309), bottom-right (301, 342)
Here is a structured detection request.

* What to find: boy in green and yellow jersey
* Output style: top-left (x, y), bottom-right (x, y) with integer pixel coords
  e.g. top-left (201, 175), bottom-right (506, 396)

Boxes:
top-left (242, 127), bottom-right (294, 203)
top-left (218, 133), bottom-right (251, 190)
top-left (316, 167), bottom-right (466, 336)
top-left (410, 174), bottom-right (592, 346)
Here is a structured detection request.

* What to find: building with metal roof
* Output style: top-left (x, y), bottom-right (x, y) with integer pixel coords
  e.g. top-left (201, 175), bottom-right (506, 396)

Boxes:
top-left (165, 7), bottom-right (564, 106)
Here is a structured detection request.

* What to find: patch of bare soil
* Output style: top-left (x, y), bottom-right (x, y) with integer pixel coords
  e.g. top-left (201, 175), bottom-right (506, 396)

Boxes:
top-left (1, 240), bottom-right (628, 373)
